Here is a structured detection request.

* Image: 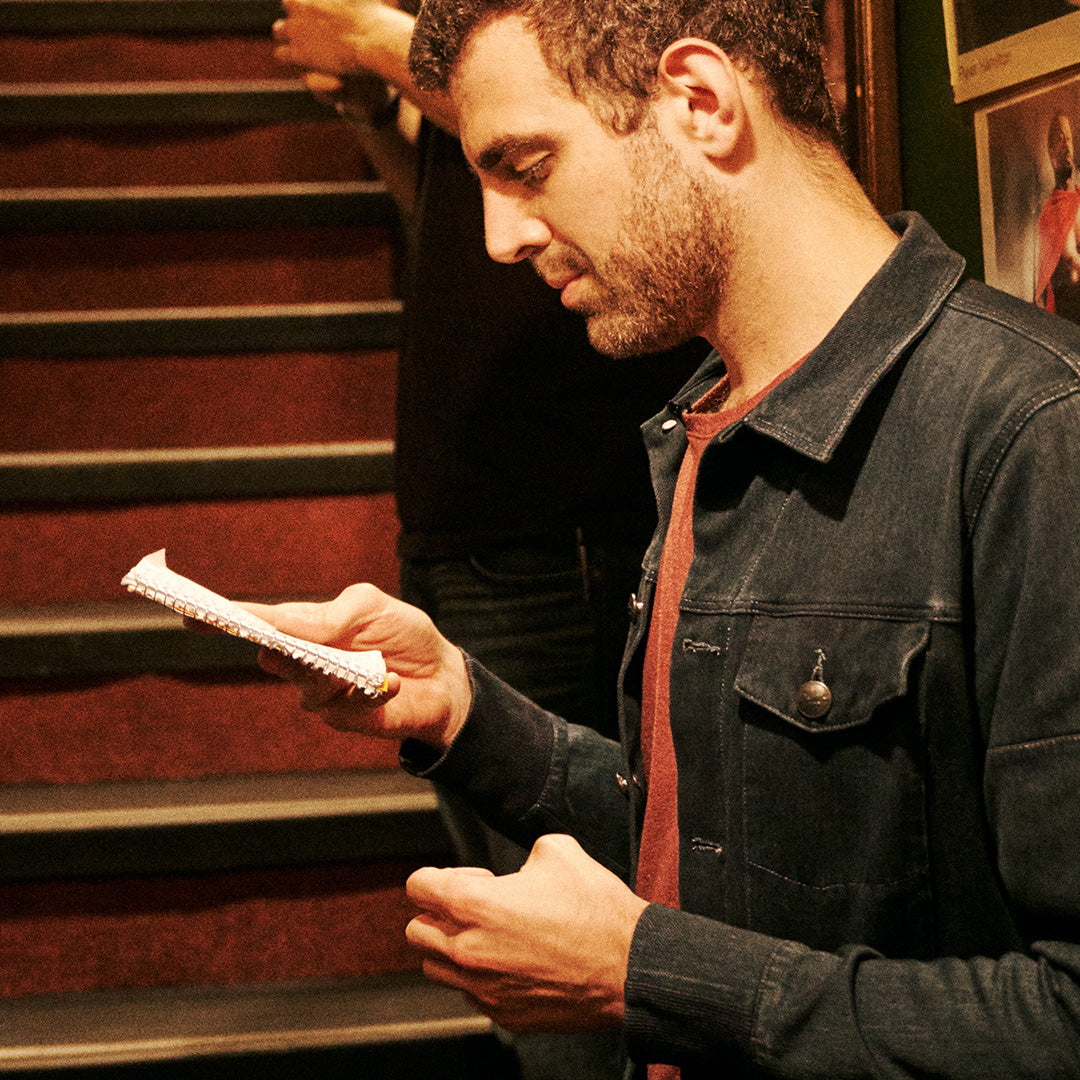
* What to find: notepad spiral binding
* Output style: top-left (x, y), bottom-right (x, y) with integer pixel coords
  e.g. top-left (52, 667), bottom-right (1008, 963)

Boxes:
top-left (122, 549), bottom-right (388, 699)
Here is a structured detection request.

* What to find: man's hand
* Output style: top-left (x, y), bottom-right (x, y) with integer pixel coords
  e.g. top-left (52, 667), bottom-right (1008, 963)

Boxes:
top-left (406, 834), bottom-right (649, 1032)
top-left (240, 585), bottom-right (471, 750)
top-left (271, 0), bottom-right (400, 80)
top-left (270, 0), bottom-right (457, 133)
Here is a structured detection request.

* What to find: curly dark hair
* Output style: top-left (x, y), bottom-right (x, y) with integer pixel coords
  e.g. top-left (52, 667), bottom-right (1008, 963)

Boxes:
top-left (408, 0), bottom-right (840, 144)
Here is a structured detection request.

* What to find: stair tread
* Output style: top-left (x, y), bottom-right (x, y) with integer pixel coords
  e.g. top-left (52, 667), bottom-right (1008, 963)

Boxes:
top-left (0, 181), bottom-right (398, 231)
top-left (0, 971), bottom-right (491, 1068)
top-left (1, 78), bottom-right (307, 94)
top-left (0, 767), bottom-right (447, 882)
top-left (0, 179), bottom-right (394, 228)
top-left (0, 439), bottom-right (395, 466)
top-left (0, 444), bottom-right (397, 506)
top-left (0, 768), bottom-right (436, 833)
top-left (0, 300), bottom-right (401, 324)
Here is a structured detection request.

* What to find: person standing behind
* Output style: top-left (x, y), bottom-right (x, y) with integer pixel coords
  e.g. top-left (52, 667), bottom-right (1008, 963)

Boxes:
top-left (272, 4), bottom-right (708, 1078)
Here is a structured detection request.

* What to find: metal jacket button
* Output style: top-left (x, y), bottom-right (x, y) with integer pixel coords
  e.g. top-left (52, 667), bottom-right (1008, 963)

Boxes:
top-left (628, 593), bottom-right (645, 622)
top-left (796, 679), bottom-right (832, 719)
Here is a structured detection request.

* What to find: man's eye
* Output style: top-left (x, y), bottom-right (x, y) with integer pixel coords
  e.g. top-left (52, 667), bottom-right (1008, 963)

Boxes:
top-left (514, 156), bottom-right (551, 188)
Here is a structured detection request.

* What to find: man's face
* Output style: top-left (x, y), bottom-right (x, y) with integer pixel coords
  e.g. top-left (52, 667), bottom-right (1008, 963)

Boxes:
top-left (1049, 115), bottom-right (1075, 185)
top-left (452, 15), bottom-right (730, 356)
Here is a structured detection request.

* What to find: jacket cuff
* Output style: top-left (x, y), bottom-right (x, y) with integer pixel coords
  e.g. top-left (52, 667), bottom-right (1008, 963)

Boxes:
top-left (399, 655), bottom-right (557, 824)
top-left (624, 902), bottom-right (779, 1067)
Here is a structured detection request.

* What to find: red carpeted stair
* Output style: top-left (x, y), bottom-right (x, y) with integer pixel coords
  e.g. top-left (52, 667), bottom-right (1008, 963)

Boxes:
top-left (0, 4), bottom-right (512, 1076)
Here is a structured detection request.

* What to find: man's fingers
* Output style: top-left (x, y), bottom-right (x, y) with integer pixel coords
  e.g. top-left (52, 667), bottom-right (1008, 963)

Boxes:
top-left (256, 648), bottom-right (398, 717)
top-left (256, 650), bottom-right (346, 709)
top-left (238, 599), bottom-right (331, 642)
top-left (419, 955), bottom-right (480, 998)
top-left (303, 71), bottom-right (345, 95)
top-left (298, 676), bottom-right (354, 712)
top-left (239, 587), bottom-right (381, 648)
top-left (405, 911), bottom-right (455, 953)
top-left (406, 865), bottom-right (495, 914)
top-left (256, 648), bottom-right (306, 682)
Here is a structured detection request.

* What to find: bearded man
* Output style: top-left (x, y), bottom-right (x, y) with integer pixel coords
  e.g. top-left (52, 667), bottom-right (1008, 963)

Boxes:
top-left (246, 1), bottom-right (1080, 1075)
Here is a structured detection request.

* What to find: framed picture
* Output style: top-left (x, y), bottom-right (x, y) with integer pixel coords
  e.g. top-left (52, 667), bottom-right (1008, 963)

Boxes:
top-left (975, 69), bottom-right (1080, 323)
top-left (818, 0), bottom-right (901, 214)
top-left (943, 0), bottom-right (1080, 103)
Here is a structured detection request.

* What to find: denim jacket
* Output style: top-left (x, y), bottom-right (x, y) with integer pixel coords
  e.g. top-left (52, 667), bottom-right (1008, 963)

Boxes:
top-left (404, 214), bottom-right (1080, 1076)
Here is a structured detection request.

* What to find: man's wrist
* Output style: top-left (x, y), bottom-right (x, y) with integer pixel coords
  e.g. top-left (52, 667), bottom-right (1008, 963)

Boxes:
top-left (345, 88), bottom-right (401, 131)
top-left (340, 6), bottom-right (416, 89)
top-left (327, 66), bottom-right (398, 128)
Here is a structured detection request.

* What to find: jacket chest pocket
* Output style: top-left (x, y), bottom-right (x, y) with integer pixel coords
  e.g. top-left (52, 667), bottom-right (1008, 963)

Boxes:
top-left (733, 615), bottom-right (933, 951)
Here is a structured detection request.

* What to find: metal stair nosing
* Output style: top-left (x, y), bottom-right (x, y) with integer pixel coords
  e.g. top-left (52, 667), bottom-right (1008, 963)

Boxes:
top-left (0, 81), bottom-right (331, 127)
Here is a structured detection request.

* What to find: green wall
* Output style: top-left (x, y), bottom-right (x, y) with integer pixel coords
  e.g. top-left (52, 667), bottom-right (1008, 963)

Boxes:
top-left (895, 0), bottom-right (985, 279)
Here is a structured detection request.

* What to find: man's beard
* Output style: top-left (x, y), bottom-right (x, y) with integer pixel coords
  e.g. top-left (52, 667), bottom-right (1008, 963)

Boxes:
top-left (539, 127), bottom-right (733, 358)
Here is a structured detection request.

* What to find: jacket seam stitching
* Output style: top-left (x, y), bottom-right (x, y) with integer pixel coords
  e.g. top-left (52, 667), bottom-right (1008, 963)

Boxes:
top-left (947, 291), bottom-right (1080, 370)
top-left (967, 382), bottom-right (1080, 535)
top-left (988, 731), bottom-right (1080, 756)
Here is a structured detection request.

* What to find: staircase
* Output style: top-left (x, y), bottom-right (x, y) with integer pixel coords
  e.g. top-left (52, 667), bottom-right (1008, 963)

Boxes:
top-left (0, 2), bottom-right (515, 1075)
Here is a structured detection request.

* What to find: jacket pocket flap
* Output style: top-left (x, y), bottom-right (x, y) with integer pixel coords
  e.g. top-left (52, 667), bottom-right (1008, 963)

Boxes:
top-left (734, 616), bottom-right (929, 733)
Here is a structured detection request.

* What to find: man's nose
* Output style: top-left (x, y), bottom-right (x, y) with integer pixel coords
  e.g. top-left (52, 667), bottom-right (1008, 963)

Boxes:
top-left (482, 188), bottom-right (550, 264)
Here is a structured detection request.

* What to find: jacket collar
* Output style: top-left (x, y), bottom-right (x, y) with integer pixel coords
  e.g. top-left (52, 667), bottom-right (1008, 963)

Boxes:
top-left (665, 212), bottom-right (967, 463)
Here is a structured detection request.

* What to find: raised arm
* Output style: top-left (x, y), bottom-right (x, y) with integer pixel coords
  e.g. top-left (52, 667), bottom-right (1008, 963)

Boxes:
top-left (271, 0), bottom-right (458, 133)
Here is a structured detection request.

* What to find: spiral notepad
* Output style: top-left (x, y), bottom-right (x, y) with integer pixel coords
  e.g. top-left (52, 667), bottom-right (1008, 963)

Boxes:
top-left (122, 549), bottom-right (388, 699)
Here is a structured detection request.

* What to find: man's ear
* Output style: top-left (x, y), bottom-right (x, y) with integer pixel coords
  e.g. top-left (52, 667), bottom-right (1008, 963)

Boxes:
top-left (656, 38), bottom-right (746, 161)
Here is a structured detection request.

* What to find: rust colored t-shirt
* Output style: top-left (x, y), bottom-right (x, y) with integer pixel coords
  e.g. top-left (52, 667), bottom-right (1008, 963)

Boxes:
top-left (637, 359), bottom-right (805, 1080)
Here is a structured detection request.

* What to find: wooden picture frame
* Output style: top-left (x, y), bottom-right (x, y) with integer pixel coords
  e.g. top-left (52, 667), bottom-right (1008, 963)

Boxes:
top-left (820, 0), bottom-right (902, 215)
top-left (974, 68), bottom-right (1080, 321)
top-left (942, 0), bottom-right (1080, 104)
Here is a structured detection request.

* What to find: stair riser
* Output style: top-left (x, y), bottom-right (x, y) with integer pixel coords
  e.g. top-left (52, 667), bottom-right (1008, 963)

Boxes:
top-left (0, 671), bottom-right (401, 784)
top-left (0, 31), bottom-right (280, 83)
top-left (1, 123), bottom-right (375, 188)
top-left (1, 352), bottom-right (396, 452)
top-left (0, 226), bottom-right (396, 313)
top-left (0, 860), bottom-right (422, 997)
top-left (0, 493), bottom-right (399, 603)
